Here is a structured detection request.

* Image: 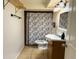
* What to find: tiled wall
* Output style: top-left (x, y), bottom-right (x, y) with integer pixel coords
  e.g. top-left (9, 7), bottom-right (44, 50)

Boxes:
top-left (26, 12), bottom-right (53, 44)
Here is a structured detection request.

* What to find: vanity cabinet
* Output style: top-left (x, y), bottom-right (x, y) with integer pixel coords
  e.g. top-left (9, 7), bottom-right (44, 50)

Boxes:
top-left (48, 41), bottom-right (66, 59)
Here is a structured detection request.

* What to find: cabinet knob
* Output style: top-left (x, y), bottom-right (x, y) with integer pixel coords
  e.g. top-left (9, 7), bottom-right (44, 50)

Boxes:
top-left (62, 43), bottom-right (67, 47)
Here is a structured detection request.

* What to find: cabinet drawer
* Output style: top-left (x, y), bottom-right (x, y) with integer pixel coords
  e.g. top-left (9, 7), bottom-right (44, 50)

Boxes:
top-left (53, 41), bottom-right (66, 47)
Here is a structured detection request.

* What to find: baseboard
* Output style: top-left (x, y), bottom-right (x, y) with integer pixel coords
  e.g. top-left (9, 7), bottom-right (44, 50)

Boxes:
top-left (15, 46), bottom-right (24, 59)
top-left (25, 44), bottom-right (38, 46)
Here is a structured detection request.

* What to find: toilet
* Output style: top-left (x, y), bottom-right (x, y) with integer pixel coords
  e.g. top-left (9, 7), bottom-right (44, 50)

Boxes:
top-left (35, 39), bottom-right (48, 50)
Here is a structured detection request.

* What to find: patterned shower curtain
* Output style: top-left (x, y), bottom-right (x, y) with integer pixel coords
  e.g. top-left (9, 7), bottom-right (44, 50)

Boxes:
top-left (26, 12), bottom-right (53, 44)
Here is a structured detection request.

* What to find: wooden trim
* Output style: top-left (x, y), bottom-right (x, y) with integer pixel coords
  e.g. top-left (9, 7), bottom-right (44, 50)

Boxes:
top-left (24, 11), bottom-right (53, 46)
top-left (27, 13), bottom-right (29, 45)
top-left (24, 11), bottom-right (26, 45)
top-left (24, 11), bottom-right (53, 13)
top-left (26, 44), bottom-right (38, 46)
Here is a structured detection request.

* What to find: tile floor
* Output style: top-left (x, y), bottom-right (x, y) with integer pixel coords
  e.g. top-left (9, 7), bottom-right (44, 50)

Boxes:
top-left (17, 46), bottom-right (48, 59)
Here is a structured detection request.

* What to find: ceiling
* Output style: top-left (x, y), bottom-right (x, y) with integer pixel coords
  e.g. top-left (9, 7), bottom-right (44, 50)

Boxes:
top-left (20, 0), bottom-right (69, 10)
top-left (20, 0), bottom-right (46, 9)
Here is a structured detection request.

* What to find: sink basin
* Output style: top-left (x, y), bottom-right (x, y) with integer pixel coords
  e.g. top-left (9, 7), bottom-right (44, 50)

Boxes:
top-left (45, 34), bottom-right (61, 41)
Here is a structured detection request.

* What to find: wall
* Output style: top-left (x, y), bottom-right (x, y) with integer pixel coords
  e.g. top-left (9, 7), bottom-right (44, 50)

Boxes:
top-left (3, 2), bottom-right (24, 59)
top-left (67, 0), bottom-right (76, 49)
top-left (53, 11), bottom-right (67, 36)
top-left (53, 12), bottom-right (63, 35)
top-left (52, 12), bottom-right (59, 34)
top-left (65, 0), bottom-right (76, 58)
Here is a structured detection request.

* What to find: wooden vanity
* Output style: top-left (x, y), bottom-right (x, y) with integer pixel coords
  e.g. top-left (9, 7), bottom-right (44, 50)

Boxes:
top-left (48, 40), bottom-right (66, 59)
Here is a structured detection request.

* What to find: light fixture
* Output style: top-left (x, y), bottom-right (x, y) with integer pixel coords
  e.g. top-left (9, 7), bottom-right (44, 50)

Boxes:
top-left (53, 0), bottom-right (70, 12)
top-left (64, 1), bottom-right (72, 12)
top-left (55, 0), bottom-right (68, 8)
top-left (59, 0), bottom-right (65, 8)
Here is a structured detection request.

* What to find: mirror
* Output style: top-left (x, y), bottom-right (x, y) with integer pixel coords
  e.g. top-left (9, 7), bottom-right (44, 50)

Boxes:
top-left (59, 12), bottom-right (69, 29)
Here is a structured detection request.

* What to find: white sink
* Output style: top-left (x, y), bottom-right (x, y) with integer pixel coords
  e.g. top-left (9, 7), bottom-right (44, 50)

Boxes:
top-left (45, 34), bottom-right (61, 41)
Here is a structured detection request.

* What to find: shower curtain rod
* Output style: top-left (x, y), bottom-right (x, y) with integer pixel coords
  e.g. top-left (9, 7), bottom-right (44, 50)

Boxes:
top-left (11, 14), bottom-right (21, 19)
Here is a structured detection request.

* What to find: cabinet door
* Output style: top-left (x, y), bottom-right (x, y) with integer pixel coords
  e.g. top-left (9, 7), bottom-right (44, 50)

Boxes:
top-left (52, 41), bottom-right (66, 59)
top-left (48, 41), bottom-right (53, 59)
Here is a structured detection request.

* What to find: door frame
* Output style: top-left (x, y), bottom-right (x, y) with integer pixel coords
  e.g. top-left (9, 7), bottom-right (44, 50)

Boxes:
top-left (24, 11), bottom-right (53, 46)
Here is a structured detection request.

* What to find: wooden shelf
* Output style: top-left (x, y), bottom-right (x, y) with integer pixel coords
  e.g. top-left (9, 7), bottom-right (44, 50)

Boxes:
top-left (9, 0), bottom-right (26, 9)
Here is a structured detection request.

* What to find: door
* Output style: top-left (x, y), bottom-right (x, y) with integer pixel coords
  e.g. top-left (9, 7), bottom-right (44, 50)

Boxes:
top-left (65, 0), bottom-right (76, 59)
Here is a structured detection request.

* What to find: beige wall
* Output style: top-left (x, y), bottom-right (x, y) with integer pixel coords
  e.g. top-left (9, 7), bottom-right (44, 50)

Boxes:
top-left (65, 0), bottom-right (76, 59)
top-left (65, 44), bottom-right (76, 59)
top-left (3, 2), bottom-right (24, 59)
top-left (53, 11), bottom-right (67, 36)
top-left (52, 12), bottom-right (59, 34)
top-left (67, 0), bottom-right (76, 48)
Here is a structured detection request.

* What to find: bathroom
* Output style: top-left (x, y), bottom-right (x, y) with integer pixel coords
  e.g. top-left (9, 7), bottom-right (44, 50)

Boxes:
top-left (24, 11), bottom-right (68, 47)
top-left (3, 0), bottom-right (76, 59)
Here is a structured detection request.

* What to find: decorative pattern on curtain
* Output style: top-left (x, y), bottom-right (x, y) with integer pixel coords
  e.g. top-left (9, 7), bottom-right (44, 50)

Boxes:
top-left (27, 13), bottom-right (53, 44)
